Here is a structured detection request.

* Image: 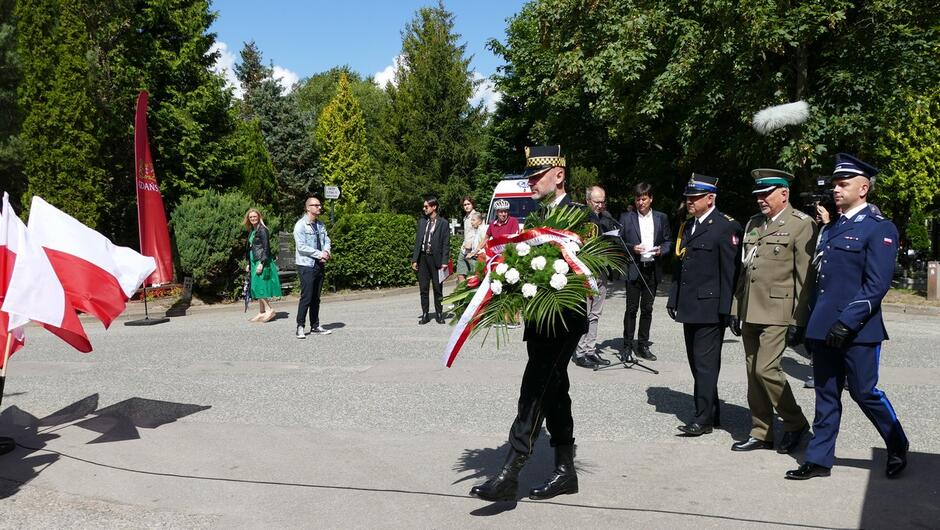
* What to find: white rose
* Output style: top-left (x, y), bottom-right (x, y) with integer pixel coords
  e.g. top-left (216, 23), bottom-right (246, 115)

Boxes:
top-left (550, 273), bottom-right (568, 290)
top-left (521, 283), bottom-right (538, 298)
top-left (490, 280), bottom-right (503, 295)
top-left (515, 242), bottom-right (531, 256)
top-left (530, 256), bottom-right (547, 270)
top-left (553, 259), bottom-right (570, 275)
top-left (495, 263), bottom-right (509, 275)
top-left (504, 268), bottom-right (520, 284)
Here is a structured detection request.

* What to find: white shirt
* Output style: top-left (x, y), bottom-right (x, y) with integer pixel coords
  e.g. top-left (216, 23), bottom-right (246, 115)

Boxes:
top-left (840, 202), bottom-right (868, 223)
top-left (638, 210), bottom-right (655, 262)
top-left (551, 193), bottom-right (568, 207)
top-left (691, 206), bottom-right (715, 235)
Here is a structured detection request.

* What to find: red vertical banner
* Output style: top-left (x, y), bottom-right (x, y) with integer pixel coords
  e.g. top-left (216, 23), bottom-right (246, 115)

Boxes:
top-left (134, 90), bottom-right (173, 286)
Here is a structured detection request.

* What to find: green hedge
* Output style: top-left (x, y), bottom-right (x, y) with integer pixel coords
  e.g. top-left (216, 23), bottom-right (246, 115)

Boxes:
top-left (328, 213), bottom-right (420, 289)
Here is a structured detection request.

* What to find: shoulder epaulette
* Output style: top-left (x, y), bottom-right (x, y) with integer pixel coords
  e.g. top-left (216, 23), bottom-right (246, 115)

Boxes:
top-left (723, 213), bottom-right (735, 222)
top-left (792, 210), bottom-right (809, 220)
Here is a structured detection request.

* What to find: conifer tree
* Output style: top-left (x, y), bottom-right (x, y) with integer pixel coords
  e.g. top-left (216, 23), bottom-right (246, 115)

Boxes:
top-left (0, 0), bottom-right (24, 205)
top-left (236, 118), bottom-right (278, 208)
top-left (315, 73), bottom-right (372, 211)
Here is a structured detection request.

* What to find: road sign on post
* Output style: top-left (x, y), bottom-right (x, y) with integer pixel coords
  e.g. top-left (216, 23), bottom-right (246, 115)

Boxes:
top-left (323, 185), bottom-right (340, 226)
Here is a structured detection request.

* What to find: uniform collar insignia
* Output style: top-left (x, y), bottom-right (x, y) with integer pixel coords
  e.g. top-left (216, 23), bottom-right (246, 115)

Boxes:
top-left (854, 214), bottom-right (866, 222)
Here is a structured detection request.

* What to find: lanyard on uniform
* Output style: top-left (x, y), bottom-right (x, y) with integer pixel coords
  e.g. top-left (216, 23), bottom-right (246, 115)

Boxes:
top-left (675, 219), bottom-right (688, 259)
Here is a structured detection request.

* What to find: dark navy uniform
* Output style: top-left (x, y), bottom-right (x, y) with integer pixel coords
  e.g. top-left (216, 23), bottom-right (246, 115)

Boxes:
top-left (667, 175), bottom-right (743, 430)
top-left (803, 203), bottom-right (907, 468)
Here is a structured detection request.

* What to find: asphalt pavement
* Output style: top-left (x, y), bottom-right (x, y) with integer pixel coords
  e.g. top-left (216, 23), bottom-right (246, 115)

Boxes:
top-left (1, 281), bottom-right (938, 529)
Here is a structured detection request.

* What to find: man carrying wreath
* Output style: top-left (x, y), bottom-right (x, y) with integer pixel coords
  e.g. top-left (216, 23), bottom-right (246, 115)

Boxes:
top-left (470, 145), bottom-right (589, 502)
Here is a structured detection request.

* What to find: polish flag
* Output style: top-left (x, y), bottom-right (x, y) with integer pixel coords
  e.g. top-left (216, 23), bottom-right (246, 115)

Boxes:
top-left (0, 194), bottom-right (27, 366)
top-left (17, 196), bottom-right (156, 328)
top-left (0, 193), bottom-right (91, 357)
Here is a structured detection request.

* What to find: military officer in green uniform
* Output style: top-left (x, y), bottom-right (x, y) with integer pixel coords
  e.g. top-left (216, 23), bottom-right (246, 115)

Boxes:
top-left (730, 169), bottom-right (815, 454)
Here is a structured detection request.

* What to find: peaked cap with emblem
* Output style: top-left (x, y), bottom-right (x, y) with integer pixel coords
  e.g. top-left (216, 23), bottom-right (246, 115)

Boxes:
top-left (683, 173), bottom-right (719, 196)
top-left (750, 168), bottom-right (794, 194)
top-left (832, 153), bottom-right (879, 181)
top-left (522, 145), bottom-right (566, 179)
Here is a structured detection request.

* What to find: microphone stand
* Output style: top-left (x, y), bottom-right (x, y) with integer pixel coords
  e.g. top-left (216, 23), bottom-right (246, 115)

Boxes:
top-left (592, 213), bottom-right (658, 374)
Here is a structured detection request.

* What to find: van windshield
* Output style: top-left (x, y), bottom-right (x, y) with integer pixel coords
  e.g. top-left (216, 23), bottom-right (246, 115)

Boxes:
top-left (487, 197), bottom-right (540, 225)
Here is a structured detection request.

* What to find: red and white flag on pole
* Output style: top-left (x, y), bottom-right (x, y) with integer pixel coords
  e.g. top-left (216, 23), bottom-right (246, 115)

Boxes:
top-left (134, 90), bottom-right (174, 286)
top-left (14, 196), bottom-right (156, 328)
top-left (0, 193), bottom-right (27, 366)
top-left (1, 193), bottom-right (91, 356)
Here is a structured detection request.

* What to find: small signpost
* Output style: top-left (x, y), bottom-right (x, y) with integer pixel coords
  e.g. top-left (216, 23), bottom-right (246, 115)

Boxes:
top-left (324, 185), bottom-right (340, 226)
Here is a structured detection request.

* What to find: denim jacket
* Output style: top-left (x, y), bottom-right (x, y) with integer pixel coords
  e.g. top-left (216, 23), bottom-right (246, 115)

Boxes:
top-left (293, 217), bottom-right (331, 268)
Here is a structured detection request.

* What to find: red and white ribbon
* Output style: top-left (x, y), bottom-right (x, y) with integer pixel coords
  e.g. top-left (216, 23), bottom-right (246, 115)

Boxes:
top-left (441, 255), bottom-right (500, 367)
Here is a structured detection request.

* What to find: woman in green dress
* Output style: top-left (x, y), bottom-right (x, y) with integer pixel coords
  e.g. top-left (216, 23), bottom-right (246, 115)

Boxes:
top-left (244, 208), bottom-right (282, 322)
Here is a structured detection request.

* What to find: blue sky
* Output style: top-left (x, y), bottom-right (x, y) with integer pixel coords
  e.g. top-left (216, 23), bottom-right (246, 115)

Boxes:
top-left (209, 0), bottom-right (527, 109)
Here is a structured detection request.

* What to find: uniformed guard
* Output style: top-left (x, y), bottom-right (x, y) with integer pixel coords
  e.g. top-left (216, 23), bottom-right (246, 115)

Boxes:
top-left (667, 174), bottom-right (743, 436)
top-left (730, 169), bottom-right (814, 454)
top-left (786, 153), bottom-right (909, 480)
top-left (470, 145), bottom-right (589, 502)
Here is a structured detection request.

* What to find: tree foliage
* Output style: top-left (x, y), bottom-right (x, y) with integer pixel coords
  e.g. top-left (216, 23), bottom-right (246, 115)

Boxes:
top-left (235, 117), bottom-right (277, 207)
top-left (314, 73), bottom-right (372, 210)
top-left (0, 0), bottom-right (24, 206)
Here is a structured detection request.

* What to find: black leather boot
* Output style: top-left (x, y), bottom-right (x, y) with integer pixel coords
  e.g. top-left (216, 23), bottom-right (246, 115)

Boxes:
top-left (469, 449), bottom-right (527, 502)
top-left (529, 444), bottom-right (578, 500)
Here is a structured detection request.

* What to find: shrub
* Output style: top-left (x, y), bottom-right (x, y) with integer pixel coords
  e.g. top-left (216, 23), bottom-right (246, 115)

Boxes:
top-left (170, 190), bottom-right (257, 298)
top-left (328, 213), bottom-right (420, 289)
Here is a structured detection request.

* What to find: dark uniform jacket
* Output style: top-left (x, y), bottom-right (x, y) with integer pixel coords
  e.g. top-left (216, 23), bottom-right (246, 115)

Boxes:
top-left (411, 216), bottom-right (450, 269)
top-left (806, 204), bottom-right (897, 343)
top-left (523, 193), bottom-right (589, 341)
top-left (619, 209), bottom-right (673, 283)
top-left (667, 209), bottom-right (743, 324)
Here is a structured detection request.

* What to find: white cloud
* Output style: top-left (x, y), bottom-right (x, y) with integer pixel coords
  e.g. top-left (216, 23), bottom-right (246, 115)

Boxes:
top-left (209, 41), bottom-right (242, 99)
top-left (373, 55), bottom-right (405, 88)
top-left (472, 72), bottom-right (501, 113)
top-left (209, 40), bottom-right (300, 98)
top-left (271, 66), bottom-right (300, 93)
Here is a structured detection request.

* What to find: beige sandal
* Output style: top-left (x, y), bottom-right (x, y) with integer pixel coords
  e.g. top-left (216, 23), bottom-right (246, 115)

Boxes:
top-left (260, 311), bottom-right (275, 323)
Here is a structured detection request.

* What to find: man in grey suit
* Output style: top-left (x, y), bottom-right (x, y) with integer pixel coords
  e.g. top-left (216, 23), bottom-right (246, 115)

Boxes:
top-left (411, 195), bottom-right (450, 324)
top-left (619, 182), bottom-right (672, 360)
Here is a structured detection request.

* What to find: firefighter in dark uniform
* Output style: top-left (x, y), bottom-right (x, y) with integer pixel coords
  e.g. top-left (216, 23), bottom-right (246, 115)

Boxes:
top-left (667, 174), bottom-right (743, 436)
top-left (786, 153), bottom-right (909, 480)
top-left (470, 145), bottom-right (589, 502)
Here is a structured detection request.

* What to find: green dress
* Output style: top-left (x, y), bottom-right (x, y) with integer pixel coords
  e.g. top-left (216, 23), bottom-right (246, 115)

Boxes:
top-left (249, 230), bottom-right (282, 299)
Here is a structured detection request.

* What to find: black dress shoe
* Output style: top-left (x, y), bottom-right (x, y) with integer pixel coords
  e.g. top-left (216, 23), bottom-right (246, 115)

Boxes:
top-left (677, 423), bottom-right (713, 436)
top-left (886, 441), bottom-right (909, 478)
top-left (435, 312), bottom-right (446, 324)
top-left (785, 462), bottom-right (830, 480)
top-left (777, 425), bottom-right (809, 454)
top-left (635, 345), bottom-right (657, 361)
top-left (587, 353), bottom-right (610, 366)
top-left (419, 313), bottom-right (431, 325)
top-left (573, 356), bottom-right (597, 368)
top-left (731, 437), bottom-right (773, 452)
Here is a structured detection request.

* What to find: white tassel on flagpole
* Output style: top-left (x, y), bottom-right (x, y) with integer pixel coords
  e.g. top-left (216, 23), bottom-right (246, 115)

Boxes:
top-left (752, 101), bottom-right (810, 135)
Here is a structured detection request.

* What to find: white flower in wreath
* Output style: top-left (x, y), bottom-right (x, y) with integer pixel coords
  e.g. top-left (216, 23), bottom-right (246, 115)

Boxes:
top-left (550, 273), bottom-right (568, 290)
top-left (490, 279), bottom-right (503, 295)
top-left (521, 283), bottom-right (538, 298)
top-left (495, 262), bottom-right (509, 275)
top-left (515, 242), bottom-right (531, 256)
top-left (530, 256), bottom-right (547, 271)
top-left (553, 259), bottom-right (570, 275)
top-left (504, 268), bottom-right (520, 284)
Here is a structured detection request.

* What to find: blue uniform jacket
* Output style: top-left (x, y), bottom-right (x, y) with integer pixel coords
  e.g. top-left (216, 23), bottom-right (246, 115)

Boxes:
top-left (806, 204), bottom-right (898, 343)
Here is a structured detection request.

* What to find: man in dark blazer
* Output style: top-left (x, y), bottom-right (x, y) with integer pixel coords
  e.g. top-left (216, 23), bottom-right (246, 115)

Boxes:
top-left (666, 174), bottom-right (743, 436)
top-left (470, 145), bottom-right (588, 503)
top-left (619, 181), bottom-right (672, 361)
top-left (411, 195), bottom-right (450, 324)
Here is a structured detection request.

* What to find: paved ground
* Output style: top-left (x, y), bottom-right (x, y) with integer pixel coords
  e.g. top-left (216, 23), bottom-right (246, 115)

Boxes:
top-left (1, 281), bottom-right (938, 529)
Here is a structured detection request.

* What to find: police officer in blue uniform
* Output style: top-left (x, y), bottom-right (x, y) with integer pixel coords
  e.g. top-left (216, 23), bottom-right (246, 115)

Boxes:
top-left (667, 174), bottom-right (743, 436)
top-left (786, 154), bottom-right (909, 480)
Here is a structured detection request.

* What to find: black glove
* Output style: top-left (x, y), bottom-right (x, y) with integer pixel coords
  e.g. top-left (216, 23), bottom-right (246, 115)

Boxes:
top-left (667, 307), bottom-right (677, 321)
top-left (786, 325), bottom-right (805, 347)
top-left (825, 322), bottom-right (852, 349)
top-left (727, 315), bottom-right (742, 337)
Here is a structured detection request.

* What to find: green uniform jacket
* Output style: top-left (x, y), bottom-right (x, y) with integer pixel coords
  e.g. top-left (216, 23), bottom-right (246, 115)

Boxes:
top-left (732, 205), bottom-right (818, 326)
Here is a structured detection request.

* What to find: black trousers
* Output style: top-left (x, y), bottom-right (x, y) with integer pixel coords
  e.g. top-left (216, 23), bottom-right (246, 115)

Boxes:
top-left (624, 263), bottom-right (657, 345)
top-left (296, 264), bottom-right (324, 328)
top-left (417, 253), bottom-right (443, 314)
top-left (683, 323), bottom-right (724, 426)
top-left (508, 332), bottom-right (580, 454)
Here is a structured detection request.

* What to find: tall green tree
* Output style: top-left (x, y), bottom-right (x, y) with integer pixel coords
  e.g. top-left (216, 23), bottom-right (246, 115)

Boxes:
top-left (17, 0), bottom-right (108, 227)
top-left (0, 0), bottom-right (24, 206)
top-left (382, 2), bottom-right (487, 213)
top-left (234, 40), bottom-right (270, 120)
top-left (315, 73), bottom-right (372, 211)
top-left (235, 117), bottom-right (277, 207)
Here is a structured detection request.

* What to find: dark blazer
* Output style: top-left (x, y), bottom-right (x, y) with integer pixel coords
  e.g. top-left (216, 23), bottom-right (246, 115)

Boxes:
top-left (249, 225), bottom-right (271, 263)
top-left (618, 209), bottom-right (673, 282)
top-left (412, 216), bottom-right (450, 268)
top-left (666, 209), bottom-right (743, 324)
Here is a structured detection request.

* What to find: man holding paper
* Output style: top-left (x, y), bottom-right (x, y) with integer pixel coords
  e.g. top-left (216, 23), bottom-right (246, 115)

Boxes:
top-left (411, 195), bottom-right (450, 325)
top-left (619, 182), bottom-right (672, 361)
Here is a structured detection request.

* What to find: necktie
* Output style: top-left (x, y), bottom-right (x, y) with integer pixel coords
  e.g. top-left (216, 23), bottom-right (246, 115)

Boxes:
top-left (691, 219), bottom-right (700, 235)
top-left (423, 219), bottom-right (433, 253)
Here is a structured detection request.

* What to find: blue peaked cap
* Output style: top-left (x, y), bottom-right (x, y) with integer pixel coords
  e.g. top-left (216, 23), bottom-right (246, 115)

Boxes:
top-left (832, 153), bottom-right (879, 180)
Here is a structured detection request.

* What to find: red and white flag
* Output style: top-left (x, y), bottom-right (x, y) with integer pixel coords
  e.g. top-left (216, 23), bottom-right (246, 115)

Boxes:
top-left (1, 193), bottom-right (91, 356)
top-left (16, 196), bottom-right (156, 328)
top-left (0, 193), bottom-right (27, 365)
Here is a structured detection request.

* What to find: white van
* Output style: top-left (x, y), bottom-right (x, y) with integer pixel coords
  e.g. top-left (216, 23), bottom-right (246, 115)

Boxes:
top-left (485, 174), bottom-right (540, 225)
